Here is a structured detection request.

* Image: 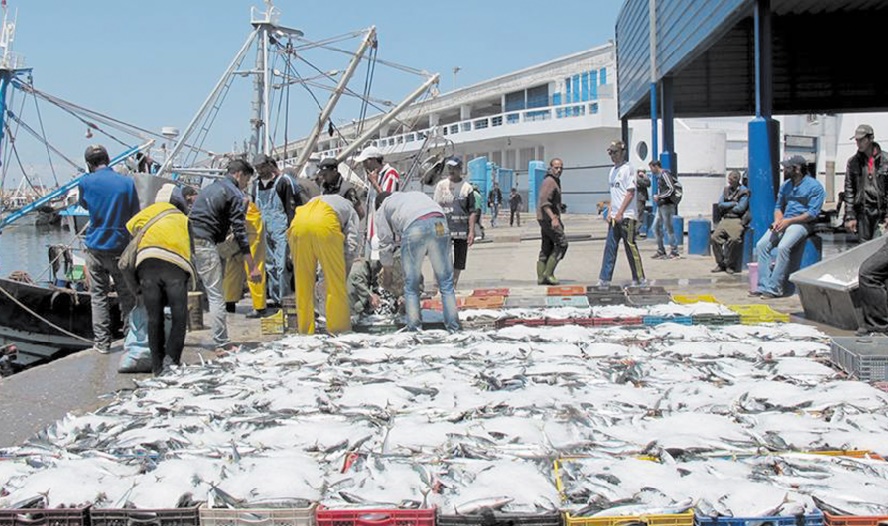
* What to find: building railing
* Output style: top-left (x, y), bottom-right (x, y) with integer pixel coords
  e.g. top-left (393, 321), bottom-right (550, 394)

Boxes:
top-left (318, 99), bottom-right (605, 156)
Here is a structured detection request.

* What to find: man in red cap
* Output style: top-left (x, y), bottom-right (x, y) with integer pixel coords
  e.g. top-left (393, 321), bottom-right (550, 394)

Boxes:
top-left (843, 124), bottom-right (888, 242)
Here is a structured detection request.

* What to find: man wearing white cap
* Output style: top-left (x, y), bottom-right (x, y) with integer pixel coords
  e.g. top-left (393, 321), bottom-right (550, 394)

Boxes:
top-left (750, 155), bottom-right (825, 299)
top-left (843, 124), bottom-right (888, 242)
top-left (355, 145), bottom-right (400, 194)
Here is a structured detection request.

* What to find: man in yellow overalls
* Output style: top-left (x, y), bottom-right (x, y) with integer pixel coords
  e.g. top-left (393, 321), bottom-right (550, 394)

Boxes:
top-left (288, 194), bottom-right (359, 334)
top-left (223, 199), bottom-right (268, 317)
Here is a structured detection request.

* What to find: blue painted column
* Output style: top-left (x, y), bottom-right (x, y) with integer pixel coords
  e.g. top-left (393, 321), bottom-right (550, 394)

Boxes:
top-left (528, 160), bottom-right (546, 214)
top-left (749, 0), bottom-right (778, 246)
top-left (467, 156), bottom-right (489, 213)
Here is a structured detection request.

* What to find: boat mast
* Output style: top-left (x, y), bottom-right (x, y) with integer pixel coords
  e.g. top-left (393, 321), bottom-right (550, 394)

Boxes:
top-left (0, 1), bottom-right (31, 176)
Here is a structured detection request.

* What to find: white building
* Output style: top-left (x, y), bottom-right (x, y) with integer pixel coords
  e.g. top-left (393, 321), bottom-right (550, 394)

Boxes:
top-left (281, 41), bottom-right (888, 219)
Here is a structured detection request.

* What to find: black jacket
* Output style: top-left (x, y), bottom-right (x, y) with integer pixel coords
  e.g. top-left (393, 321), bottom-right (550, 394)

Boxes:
top-left (844, 150), bottom-right (888, 221)
top-left (188, 175), bottom-right (250, 254)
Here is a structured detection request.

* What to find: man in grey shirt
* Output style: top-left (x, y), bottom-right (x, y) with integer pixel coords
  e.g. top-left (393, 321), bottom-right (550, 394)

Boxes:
top-left (375, 191), bottom-right (460, 332)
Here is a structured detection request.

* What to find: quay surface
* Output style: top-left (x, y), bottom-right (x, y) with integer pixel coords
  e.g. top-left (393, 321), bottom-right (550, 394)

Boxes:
top-left (0, 213), bottom-right (858, 447)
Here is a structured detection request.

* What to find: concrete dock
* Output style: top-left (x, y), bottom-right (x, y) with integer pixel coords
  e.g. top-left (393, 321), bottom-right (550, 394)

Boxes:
top-left (0, 213), bottom-right (858, 447)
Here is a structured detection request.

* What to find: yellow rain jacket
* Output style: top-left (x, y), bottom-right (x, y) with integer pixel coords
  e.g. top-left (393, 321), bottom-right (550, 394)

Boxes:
top-left (125, 202), bottom-right (194, 282)
top-left (223, 201), bottom-right (267, 310)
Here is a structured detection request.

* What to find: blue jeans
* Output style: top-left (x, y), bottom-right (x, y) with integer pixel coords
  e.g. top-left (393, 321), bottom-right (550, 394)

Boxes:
top-left (490, 204), bottom-right (499, 227)
top-left (401, 216), bottom-right (460, 332)
top-left (598, 218), bottom-right (645, 283)
top-left (652, 202), bottom-right (677, 254)
top-left (755, 224), bottom-right (809, 296)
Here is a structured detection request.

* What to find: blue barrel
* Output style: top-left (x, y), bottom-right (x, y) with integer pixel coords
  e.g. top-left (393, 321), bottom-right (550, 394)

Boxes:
top-left (784, 235), bottom-right (823, 296)
top-left (688, 218), bottom-right (712, 255)
top-left (672, 215), bottom-right (684, 247)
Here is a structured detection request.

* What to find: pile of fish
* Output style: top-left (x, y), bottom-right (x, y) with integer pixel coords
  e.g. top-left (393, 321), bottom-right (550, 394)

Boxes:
top-left (2, 310), bottom-right (888, 518)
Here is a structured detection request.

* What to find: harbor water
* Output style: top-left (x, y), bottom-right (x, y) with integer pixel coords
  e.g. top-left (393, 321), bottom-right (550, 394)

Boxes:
top-left (0, 224), bottom-right (81, 280)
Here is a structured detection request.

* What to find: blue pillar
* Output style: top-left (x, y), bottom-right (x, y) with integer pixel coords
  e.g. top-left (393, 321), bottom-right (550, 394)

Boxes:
top-left (688, 218), bottom-right (712, 255)
top-left (748, 117), bottom-right (780, 247)
top-left (672, 215), bottom-right (684, 247)
top-left (467, 157), bottom-right (489, 213)
top-left (660, 77), bottom-right (677, 175)
top-left (528, 160), bottom-right (546, 214)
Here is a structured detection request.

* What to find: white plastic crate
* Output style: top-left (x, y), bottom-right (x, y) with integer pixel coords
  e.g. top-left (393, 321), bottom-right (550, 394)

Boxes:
top-left (830, 336), bottom-right (888, 381)
top-left (199, 504), bottom-right (316, 526)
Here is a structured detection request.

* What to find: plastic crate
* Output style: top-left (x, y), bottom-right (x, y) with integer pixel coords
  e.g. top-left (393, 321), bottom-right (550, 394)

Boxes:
top-left (672, 294), bottom-right (718, 304)
top-left (92, 507), bottom-right (200, 526)
top-left (592, 317), bottom-right (642, 327)
top-left (316, 507), bottom-right (434, 526)
top-left (805, 449), bottom-right (885, 461)
top-left (642, 315), bottom-right (693, 326)
top-left (463, 295), bottom-right (505, 309)
top-left (830, 336), bottom-right (888, 381)
top-left (471, 288), bottom-right (510, 297)
top-left (200, 504), bottom-right (316, 526)
top-left (546, 318), bottom-right (576, 326)
top-left (546, 296), bottom-right (590, 308)
top-left (498, 318), bottom-right (547, 327)
top-left (504, 296), bottom-right (548, 308)
top-left (626, 287), bottom-right (672, 306)
top-left (824, 512), bottom-right (888, 526)
top-left (546, 285), bottom-right (586, 296)
top-left (261, 309), bottom-right (286, 335)
top-left (727, 304), bottom-right (790, 324)
top-left (585, 289), bottom-right (627, 306)
top-left (564, 510), bottom-right (694, 526)
top-left (695, 511), bottom-right (823, 526)
top-left (0, 507), bottom-right (90, 526)
top-left (691, 313), bottom-right (741, 326)
top-left (438, 513), bottom-right (561, 526)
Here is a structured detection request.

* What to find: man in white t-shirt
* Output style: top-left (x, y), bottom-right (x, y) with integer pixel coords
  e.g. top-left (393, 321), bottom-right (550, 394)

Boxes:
top-left (597, 140), bottom-right (646, 288)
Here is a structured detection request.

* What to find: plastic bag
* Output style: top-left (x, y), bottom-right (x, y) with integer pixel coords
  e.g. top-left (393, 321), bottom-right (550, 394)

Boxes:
top-left (118, 302), bottom-right (171, 373)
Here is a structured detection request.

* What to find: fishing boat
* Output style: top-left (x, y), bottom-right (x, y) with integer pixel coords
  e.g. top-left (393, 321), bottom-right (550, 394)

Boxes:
top-left (0, 1), bottom-right (439, 371)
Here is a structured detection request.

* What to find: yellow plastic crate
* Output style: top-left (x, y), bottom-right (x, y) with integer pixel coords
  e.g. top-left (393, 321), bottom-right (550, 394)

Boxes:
top-left (260, 309), bottom-right (286, 335)
top-left (672, 294), bottom-right (718, 304)
top-left (564, 511), bottom-right (694, 526)
top-left (805, 449), bottom-right (885, 461)
top-left (727, 304), bottom-right (790, 324)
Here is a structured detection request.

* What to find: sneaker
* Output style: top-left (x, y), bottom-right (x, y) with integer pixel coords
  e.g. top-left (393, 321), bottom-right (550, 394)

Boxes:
top-left (596, 280), bottom-right (611, 290)
top-left (725, 267), bottom-right (736, 275)
top-left (711, 266), bottom-right (726, 273)
top-left (214, 343), bottom-right (241, 357)
top-left (748, 290), bottom-right (762, 297)
top-left (759, 292), bottom-right (779, 299)
top-left (652, 252), bottom-right (667, 260)
top-left (668, 252), bottom-right (681, 259)
top-left (91, 345), bottom-right (111, 355)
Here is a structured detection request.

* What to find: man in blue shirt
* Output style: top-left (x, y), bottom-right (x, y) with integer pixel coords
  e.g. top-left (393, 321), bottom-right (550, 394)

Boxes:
top-left (78, 144), bottom-right (141, 353)
top-left (751, 155), bottom-right (825, 299)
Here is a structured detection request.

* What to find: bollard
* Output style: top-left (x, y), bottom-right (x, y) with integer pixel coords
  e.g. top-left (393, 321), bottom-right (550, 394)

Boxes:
top-left (784, 235), bottom-right (823, 296)
top-left (688, 218), bottom-right (712, 255)
top-left (741, 228), bottom-right (755, 269)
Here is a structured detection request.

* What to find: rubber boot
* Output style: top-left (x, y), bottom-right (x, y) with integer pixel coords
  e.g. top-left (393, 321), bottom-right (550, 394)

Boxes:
top-left (543, 255), bottom-right (560, 285)
top-left (536, 260), bottom-right (547, 285)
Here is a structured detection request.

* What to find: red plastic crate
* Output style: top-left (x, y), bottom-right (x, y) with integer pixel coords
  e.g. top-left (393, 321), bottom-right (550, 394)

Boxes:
top-left (824, 512), bottom-right (888, 526)
top-left (471, 287), bottom-right (509, 297)
top-left (546, 285), bottom-right (586, 296)
top-left (546, 318), bottom-right (575, 326)
top-left (463, 295), bottom-right (505, 309)
top-left (316, 507), bottom-right (434, 526)
top-left (422, 298), bottom-right (466, 310)
top-left (593, 316), bottom-right (642, 327)
top-left (0, 507), bottom-right (89, 526)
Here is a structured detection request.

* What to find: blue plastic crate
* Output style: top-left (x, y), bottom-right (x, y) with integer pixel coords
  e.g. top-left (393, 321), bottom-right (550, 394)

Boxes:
top-left (643, 315), bottom-right (693, 326)
top-left (695, 511), bottom-right (823, 526)
top-left (546, 295), bottom-right (590, 308)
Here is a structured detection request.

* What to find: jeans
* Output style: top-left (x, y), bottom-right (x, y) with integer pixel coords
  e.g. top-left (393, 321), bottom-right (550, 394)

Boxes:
top-left (193, 238), bottom-right (229, 346)
top-left (652, 202), bottom-right (678, 254)
top-left (85, 249), bottom-right (136, 350)
top-left (510, 209), bottom-right (520, 226)
top-left (599, 218), bottom-right (645, 283)
top-left (859, 240), bottom-right (888, 332)
top-left (490, 204), bottom-right (499, 227)
top-left (401, 216), bottom-right (459, 332)
top-left (754, 224), bottom-right (809, 296)
top-left (137, 259), bottom-right (189, 375)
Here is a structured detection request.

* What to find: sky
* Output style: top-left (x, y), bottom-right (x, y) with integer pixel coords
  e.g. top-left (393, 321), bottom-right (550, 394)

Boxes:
top-left (2, 0), bottom-right (624, 187)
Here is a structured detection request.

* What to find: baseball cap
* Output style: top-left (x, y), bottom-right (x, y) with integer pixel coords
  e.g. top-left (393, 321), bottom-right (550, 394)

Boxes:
top-left (851, 124), bottom-right (874, 140)
top-left (780, 155), bottom-right (807, 168)
top-left (84, 144), bottom-right (109, 163)
top-left (445, 156), bottom-right (463, 167)
top-left (354, 145), bottom-right (383, 162)
top-left (318, 157), bottom-right (338, 170)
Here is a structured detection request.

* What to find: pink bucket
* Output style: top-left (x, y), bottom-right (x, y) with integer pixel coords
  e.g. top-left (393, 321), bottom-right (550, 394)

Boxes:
top-left (747, 262), bottom-right (758, 293)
